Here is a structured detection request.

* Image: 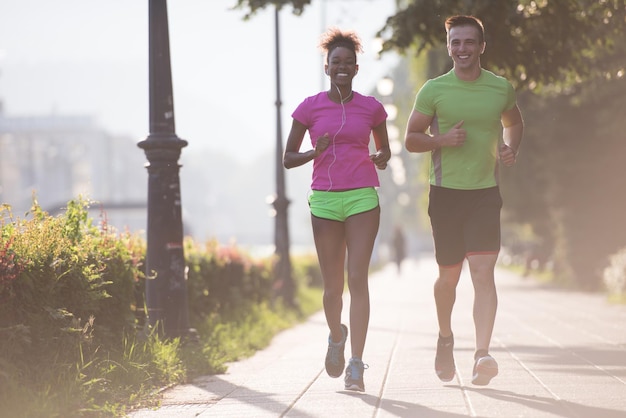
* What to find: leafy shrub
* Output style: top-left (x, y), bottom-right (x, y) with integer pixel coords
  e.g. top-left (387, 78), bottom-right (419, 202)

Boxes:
top-left (0, 198), bottom-right (142, 416)
top-left (0, 233), bottom-right (24, 298)
top-left (291, 253), bottom-right (323, 288)
top-left (184, 239), bottom-right (274, 323)
top-left (0, 198), bottom-right (322, 417)
top-left (603, 247), bottom-right (626, 302)
top-left (0, 199), bottom-right (139, 348)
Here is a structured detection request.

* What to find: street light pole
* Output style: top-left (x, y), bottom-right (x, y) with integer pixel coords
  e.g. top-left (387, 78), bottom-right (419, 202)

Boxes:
top-left (272, 5), bottom-right (295, 308)
top-left (138, 0), bottom-right (191, 338)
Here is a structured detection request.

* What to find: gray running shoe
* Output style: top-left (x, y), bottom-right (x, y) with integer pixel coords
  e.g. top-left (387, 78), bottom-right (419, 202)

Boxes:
top-left (344, 357), bottom-right (368, 392)
top-left (325, 324), bottom-right (348, 378)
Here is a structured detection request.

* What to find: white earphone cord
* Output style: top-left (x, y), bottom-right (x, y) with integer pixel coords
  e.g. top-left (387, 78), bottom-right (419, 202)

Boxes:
top-left (326, 84), bottom-right (348, 192)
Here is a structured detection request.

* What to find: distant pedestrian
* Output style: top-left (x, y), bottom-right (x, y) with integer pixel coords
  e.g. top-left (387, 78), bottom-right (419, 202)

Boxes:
top-left (283, 27), bottom-right (391, 392)
top-left (391, 225), bottom-right (406, 275)
top-left (404, 15), bottom-right (524, 386)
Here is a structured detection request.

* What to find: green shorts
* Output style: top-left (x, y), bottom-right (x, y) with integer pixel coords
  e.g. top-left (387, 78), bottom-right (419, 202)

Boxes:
top-left (308, 187), bottom-right (379, 222)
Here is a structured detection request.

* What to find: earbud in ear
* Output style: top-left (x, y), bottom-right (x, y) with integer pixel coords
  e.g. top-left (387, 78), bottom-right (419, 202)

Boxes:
top-left (325, 69), bottom-right (329, 75)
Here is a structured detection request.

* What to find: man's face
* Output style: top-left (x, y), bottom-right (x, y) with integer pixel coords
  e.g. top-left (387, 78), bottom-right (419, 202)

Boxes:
top-left (447, 25), bottom-right (485, 70)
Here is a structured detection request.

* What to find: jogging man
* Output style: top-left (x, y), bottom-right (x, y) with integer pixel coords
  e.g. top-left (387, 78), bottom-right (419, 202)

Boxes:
top-left (404, 15), bottom-right (524, 385)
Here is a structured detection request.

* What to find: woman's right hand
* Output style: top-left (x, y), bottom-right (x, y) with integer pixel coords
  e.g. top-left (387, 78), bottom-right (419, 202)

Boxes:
top-left (314, 133), bottom-right (330, 156)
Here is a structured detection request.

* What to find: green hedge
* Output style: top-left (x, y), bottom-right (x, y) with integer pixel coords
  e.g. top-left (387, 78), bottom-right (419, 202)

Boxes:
top-left (0, 200), bottom-right (139, 375)
top-left (0, 199), bottom-right (321, 417)
top-left (184, 239), bottom-right (275, 322)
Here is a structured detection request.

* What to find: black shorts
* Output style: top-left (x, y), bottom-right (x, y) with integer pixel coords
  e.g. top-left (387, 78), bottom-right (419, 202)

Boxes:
top-left (428, 185), bottom-right (502, 267)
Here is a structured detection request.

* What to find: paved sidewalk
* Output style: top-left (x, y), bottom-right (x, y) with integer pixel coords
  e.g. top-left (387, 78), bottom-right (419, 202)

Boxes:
top-left (128, 256), bottom-right (626, 418)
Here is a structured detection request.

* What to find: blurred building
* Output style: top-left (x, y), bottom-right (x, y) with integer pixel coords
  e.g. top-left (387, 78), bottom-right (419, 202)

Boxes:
top-left (0, 105), bottom-right (147, 233)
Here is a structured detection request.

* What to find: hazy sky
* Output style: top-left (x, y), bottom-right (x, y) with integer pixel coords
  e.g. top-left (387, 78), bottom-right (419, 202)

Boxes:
top-left (0, 0), bottom-right (399, 163)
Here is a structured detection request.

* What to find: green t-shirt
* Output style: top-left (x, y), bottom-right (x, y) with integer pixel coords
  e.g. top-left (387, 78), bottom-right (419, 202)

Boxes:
top-left (414, 69), bottom-right (517, 190)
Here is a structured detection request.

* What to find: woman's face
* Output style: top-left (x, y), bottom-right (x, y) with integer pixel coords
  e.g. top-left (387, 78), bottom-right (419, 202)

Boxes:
top-left (325, 46), bottom-right (358, 87)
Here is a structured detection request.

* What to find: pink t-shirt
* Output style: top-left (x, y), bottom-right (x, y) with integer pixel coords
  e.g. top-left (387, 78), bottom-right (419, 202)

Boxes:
top-left (292, 91), bottom-right (387, 191)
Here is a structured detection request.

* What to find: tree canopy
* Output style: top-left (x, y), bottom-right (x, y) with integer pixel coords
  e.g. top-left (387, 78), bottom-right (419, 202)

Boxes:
top-left (378, 0), bottom-right (626, 91)
top-left (235, 0), bottom-right (626, 91)
top-left (234, 0), bottom-right (312, 18)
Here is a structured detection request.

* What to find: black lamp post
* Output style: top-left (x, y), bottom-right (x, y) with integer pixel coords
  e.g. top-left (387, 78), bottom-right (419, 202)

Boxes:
top-left (137, 0), bottom-right (190, 338)
top-left (272, 6), bottom-right (295, 307)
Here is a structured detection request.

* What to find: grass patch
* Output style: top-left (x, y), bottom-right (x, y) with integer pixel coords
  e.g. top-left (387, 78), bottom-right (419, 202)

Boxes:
top-left (1, 199), bottom-right (324, 417)
top-left (607, 293), bottom-right (626, 305)
top-left (130, 286), bottom-right (323, 413)
top-left (0, 286), bottom-right (323, 417)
